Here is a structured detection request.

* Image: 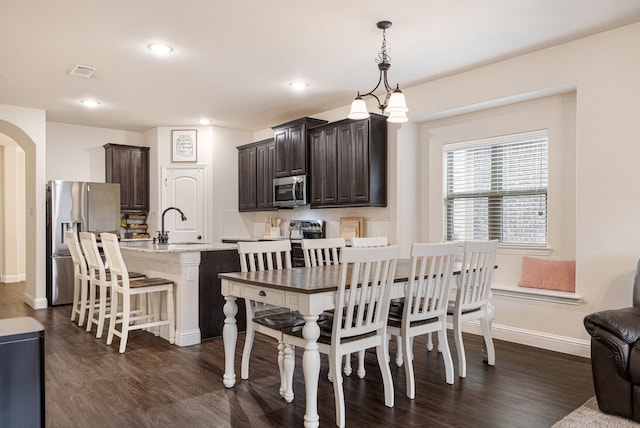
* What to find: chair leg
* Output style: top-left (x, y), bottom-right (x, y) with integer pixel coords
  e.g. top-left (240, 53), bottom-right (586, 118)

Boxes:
top-left (78, 279), bottom-right (89, 327)
top-left (426, 332), bottom-right (434, 351)
top-left (119, 295), bottom-right (131, 353)
top-left (331, 351), bottom-right (346, 428)
top-left (395, 335), bottom-right (404, 367)
top-left (241, 303), bottom-right (256, 380)
top-left (357, 350), bottom-right (366, 379)
top-left (107, 290), bottom-right (118, 346)
top-left (283, 344), bottom-right (295, 402)
top-left (167, 286), bottom-right (175, 345)
top-left (480, 316), bottom-right (495, 366)
top-left (377, 340), bottom-right (394, 408)
top-left (86, 281), bottom-right (96, 333)
top-left (343, 353), bottom-right (352, 376)
top-left (71, 277), bottom-right (80, 322)
top-left (96, 283), bottom-right (108, 339)
top-left (454, 316), bottom-right (467, 378)
top-left (402, 333), bottom-right (415, 399)
top-left (438, 326), bottom-right (455, 385)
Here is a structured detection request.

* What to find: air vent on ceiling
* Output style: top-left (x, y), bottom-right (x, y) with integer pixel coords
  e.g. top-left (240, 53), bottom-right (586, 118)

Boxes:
top-left (68, 64), bottom-right (97, 79)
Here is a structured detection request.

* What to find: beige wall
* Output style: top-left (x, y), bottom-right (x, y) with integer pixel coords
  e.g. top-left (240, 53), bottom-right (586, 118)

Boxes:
top-left (46, 122), bottom-right (145, 182)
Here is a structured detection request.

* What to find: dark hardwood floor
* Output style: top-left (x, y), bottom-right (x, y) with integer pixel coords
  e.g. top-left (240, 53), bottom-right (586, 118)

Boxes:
top-left (1, 281), bottom-right (594, 427)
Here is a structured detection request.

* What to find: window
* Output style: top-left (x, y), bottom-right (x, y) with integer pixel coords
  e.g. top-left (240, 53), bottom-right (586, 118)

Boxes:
top-left (443, 130), bottom-right (548, 246)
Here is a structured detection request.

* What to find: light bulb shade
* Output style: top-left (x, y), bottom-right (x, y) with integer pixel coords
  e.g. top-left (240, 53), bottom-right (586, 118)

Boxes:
top-left (387, 109), bottom-right (408, 123)
top-left (348, 96), bottom-right (370, 120)
top-left (386, 88), bottom-right (408, 113)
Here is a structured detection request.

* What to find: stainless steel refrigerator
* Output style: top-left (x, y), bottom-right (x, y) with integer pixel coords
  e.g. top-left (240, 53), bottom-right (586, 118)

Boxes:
top-left (46, 180), bottom-right (121, 305)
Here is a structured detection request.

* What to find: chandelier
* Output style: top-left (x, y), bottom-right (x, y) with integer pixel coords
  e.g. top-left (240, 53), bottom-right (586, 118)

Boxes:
top-left (348, 21), bottom-right (408, 123)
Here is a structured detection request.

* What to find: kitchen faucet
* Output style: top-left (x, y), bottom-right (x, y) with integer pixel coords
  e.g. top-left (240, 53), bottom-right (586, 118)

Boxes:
top-left (157, 207), bottom-right (187, 244)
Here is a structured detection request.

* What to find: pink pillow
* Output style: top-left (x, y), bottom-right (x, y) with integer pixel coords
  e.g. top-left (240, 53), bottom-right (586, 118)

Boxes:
top-left (518, 256), bottom-right (576, 292)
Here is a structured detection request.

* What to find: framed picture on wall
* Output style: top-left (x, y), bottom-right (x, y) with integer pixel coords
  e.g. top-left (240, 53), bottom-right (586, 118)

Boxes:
top-left (171, 129), bottom-right (197, 162)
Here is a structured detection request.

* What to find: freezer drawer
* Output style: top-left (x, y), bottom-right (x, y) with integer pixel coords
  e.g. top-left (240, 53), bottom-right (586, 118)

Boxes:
top-left (48, 255), bottom-right (74, 305)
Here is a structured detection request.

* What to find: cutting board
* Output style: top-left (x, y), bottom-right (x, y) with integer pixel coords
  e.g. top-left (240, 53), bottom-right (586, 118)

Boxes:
top-left (340, 217), bottom-right (364, 238)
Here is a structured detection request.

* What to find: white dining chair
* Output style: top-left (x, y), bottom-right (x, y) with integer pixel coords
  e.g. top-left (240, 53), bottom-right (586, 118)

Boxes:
top-left (347, 236), bottom-right (388, 378)
top-left (301, 237), bottom-right (345, 267)
top-left (449, 239), bottom-right (498, 378)
top-left (79, 231), bottom-right (113, 338)
top-left (237, 240), bottom-right (303, 401)
top-left (79, 232), bottom-right (147, 338)
top-left (387, 242), bottom-right (458, 397)
top-left (66, 231), bottom-right (91, 327)
top-left (301, 237), bottom-right (346, 381)
top-left (282, 245), bottom-right (400, 428)
top-left (101, 232), bottom-right (175, 353)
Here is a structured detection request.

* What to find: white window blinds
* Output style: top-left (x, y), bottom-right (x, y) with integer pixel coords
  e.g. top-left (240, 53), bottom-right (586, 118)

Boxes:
top-left (443, 130), bottom-right (548, 246)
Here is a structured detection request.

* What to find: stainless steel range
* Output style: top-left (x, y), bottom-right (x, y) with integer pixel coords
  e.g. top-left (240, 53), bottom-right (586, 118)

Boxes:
top-left (288, 219), bottom-right (325, 240)
top-left (289, 219), bottom-right (326, 267)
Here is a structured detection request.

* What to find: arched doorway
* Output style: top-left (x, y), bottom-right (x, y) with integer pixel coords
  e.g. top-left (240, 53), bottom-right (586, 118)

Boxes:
top-left (0, 109), bottom-right (47, 309)
top-left (0, 135), bottom-right (26, 283)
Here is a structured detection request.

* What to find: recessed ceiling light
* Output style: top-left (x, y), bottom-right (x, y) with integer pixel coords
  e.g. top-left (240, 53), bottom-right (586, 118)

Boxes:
top-left (198, 118), bottom-right (211, 125)
top-left (289, 81), bottom-right (309, 90)
top-left (147, 43), bottom-right (174, 55)
top-left (81, 99), bottom-right (100, 108)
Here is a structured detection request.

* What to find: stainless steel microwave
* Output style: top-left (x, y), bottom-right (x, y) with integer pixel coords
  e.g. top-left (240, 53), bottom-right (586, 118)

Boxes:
top-left (273, 175), bottom-right (307, 207)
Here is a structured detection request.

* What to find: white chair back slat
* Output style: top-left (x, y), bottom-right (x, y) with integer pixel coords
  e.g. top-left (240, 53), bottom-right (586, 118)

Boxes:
top-left (406, 243), bottom-right (458, 322)
top-left (66, 231), bottom-right (87, 276)
top-left (237, 240), bottom-right (292, 273)
top-left (100, 233), bottom-right (129, 283)
top-left (79, 232), bottom-right (107, 279)
top-left (334, 246), bottom-right (399, 343)
top-left (456, 240), bottom-right (498, 312)
top-left (301, 238), bottom-right (345, 267)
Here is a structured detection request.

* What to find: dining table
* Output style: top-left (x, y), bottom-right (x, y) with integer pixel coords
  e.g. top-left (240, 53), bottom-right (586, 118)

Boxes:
top-left (219, 259), bottom-right (425, 427)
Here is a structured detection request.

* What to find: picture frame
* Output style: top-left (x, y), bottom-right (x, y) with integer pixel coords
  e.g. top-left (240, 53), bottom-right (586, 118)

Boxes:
top-left (171, 129), bottom-right (197, 162)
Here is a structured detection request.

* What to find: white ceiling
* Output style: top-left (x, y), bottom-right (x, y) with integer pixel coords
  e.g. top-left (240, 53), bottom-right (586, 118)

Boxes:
top-left (2, 0), bottom-right (640, 133)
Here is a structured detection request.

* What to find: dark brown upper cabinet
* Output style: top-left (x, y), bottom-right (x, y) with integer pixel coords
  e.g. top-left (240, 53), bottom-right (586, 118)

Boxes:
top-left (272, 117), bottom-right (327, 178)
top-left (309, 114), bottom-right (387, 208)
top-left (104, 144), bottom-right (149, 212)
top-left (237, 139), bottom-right (277, 212)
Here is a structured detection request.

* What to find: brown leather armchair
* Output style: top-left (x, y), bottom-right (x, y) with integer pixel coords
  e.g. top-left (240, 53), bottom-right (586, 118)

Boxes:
top-left (583, 260), bottom-right (640, 421)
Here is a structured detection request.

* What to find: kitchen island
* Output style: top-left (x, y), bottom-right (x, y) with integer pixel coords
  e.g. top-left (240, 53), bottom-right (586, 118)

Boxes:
top-left (119, 241), bottom-right (243, 346)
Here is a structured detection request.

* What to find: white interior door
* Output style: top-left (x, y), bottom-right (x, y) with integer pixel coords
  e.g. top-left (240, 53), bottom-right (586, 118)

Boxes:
top-left (161, 165), bottom-right (207, 243)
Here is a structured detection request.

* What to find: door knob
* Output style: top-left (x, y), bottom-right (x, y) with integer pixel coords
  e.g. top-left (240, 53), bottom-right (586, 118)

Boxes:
top-left (197, 235), bottom-right (202, 240)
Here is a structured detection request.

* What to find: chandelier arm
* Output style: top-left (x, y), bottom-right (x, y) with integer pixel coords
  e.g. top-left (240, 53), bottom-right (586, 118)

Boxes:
top-left (358, 70), bottom-right (384, 99)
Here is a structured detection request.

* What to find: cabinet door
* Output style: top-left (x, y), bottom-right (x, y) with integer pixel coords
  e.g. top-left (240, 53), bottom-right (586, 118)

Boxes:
top-left (256, 141), bottom-right (275, 209)
top-left (351, 120), bottom-right (370, 203)
top-left (238, 146), bottom-right (257, 211)
top-left (337, 123), bottom-right (354, 203)
top-left (273, 129), bottom-right (289, 178)
top-left (309, 129), bottom-right (323, 204)
top-left (288, 124), bottom-right (306, 176)
top-left (109, 148), bottom-right (132, 210)
top-left (310, 127), bottom-right (338, 206)
top-left (129, 148), bottom-right (149, 211)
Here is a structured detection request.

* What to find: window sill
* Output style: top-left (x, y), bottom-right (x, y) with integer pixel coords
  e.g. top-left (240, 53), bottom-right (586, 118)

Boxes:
top-left (492, 282), bottom-right (582, 305)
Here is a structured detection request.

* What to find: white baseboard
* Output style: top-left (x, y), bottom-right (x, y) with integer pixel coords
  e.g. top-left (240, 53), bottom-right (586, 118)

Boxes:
top-left (175, 329), bottom-right (202, 347)
top-left (0, 273), bottom-right (26, 283)
top-left (460, 321), bottom-right (590, 358)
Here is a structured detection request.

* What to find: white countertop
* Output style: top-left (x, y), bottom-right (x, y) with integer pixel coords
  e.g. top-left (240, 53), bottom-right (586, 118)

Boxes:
top-left (119, 241), bottom-right (237, 253)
